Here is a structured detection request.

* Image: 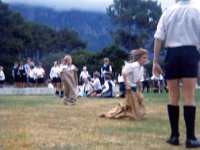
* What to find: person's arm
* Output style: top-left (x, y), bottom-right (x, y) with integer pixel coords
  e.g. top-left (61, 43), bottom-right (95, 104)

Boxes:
top-left (102, 81), bottom-right (109, 93)
top-left (122, 64), bottom-right (132, 90)
top-left (153, 38), bottom-right (163, 76)
top-left (122, 73), bottom-right (130, 90)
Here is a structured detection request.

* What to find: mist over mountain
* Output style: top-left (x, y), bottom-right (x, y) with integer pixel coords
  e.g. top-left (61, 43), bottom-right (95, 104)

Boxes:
top-left (9, 4), bottom-right (114, 51)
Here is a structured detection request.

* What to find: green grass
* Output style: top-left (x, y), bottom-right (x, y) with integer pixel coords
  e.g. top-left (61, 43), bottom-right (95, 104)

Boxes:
top-left (0, 90), bottom-right (200, 150)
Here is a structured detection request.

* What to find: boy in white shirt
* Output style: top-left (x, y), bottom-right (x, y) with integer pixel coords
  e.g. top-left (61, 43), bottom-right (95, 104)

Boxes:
top-left (0, 66), bottom-right (5, 88)
top-left (88, 71), bottom-right (102, 97)
top-left (36, 62), bottom-right (45, 87)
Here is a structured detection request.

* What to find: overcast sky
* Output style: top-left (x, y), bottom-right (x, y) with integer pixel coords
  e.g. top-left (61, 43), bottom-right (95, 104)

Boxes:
top-left (2, 0), bottom-right (199, 12)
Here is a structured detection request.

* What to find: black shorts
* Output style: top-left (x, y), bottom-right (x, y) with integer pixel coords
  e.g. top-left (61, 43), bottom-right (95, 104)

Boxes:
top-left (0, 80), bottom-right (4, 84)
top-left (56, 77), bottom-right (61, 83)
top-left (37, 78), bottom-right (44, 84)
top-left (29, 77), bottom-right (36, 84)
top-left (52, 77), bottom-right (57, 84)
top-left (165, 46), bottom-right (200, 80)
top-left (94, 89), bottom-right (102, 94)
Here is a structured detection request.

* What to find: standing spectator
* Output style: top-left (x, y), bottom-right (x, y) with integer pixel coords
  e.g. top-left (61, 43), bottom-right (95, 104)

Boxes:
top-left (197, 60), bottom-right (200, 86)
top-left (24, 57), bottom-right (31, 87)
top-left (29, 63), bottom-right (37, 87)
top-left (100, 57), bottom-right (112, 84)
top-left (79, 66), bottom-right (90, 85)
top-left (36, 62), bottom-right (45, 87)
top-left (116, 65), bottom-right (125, 98)
top-left (57, 60), bottom-right (64, 97)
top-left (142, 68), bottom-right (150, 93)
top-left (50, 61), bottom-right (59, 94)
top-left (151, 73), bottom-right (164, 93)
top-left (0, 66), bottom-right (5, 88)
top-left (12, 61), bottom-right (20, 88)
top-left (19, 61), bottom-right (27, 88)
top-left (153, 0), bottom-right (200, 148)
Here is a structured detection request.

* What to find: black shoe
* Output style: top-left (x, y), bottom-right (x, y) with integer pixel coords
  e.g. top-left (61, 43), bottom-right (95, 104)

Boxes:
top-left (60, 91), bottom-right (64, 98)
top-left (55, 91), bottom-right (59, 96)
top-left (166, 136), bottom-right (179, 146)
top-left (186, 139), bottom-right (200, 148)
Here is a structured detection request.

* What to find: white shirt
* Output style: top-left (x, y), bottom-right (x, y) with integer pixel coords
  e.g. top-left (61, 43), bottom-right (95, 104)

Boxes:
top-left (29, 68), bottom-right (37, 79)
top-left (0, 70), bottom-right (5, 81)
top-left (118, 74), bottom-right (124, 83)
top-left (83, 82), bottom-right (92, 92)
top-left (102, 80), bottom-right (115, 93)
top-left (122, 61), bottom-right (144, 87)
top-left (56, 65), bottom-right (63, 76)
top-left (37, 68), bottom-right (45, 78)
top-left (50, 66), bottom-right (58, 79)
top-left (62, 64), bottom-right (76, 72)
top-left (80, 71), bottom-right (89, 80)
top-left (92, 78), bottom-right (102, 91)
top-left (154, 1), bottom-right (200, 48)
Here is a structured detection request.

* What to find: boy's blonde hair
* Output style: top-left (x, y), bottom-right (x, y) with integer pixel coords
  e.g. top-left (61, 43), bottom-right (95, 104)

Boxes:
top-left (130, 48), bottom-right (148, 62)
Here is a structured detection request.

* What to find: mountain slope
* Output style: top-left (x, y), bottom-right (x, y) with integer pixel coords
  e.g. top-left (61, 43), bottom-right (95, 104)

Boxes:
top-left (9, 4), bottom-right (113, 51)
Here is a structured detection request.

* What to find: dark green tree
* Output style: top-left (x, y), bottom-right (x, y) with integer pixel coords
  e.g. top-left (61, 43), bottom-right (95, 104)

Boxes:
top-left (107, 0), bottom-right (162, 50)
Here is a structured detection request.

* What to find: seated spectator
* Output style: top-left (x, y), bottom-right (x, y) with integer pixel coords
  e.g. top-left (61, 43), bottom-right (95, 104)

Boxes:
top-left (79, 66), bottom-right (90, 85)
top-left (88, 71), bottom-right (102, 97)
top-left (79, 77), bottom-right (93, 97)
top-left (0, 66), bottom-right (5, 88)
top-left (98, 75), bottom-right (114, 98)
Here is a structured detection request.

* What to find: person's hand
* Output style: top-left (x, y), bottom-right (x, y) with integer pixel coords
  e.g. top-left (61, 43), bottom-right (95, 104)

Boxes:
top-left (152, 62), bottom-right (162, 77)
top-left (125, 84), bottom-right (131, 90)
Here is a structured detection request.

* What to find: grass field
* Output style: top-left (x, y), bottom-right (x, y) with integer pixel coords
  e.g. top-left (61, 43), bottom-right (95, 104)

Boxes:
top-left (0, 90), bottom-right (200, 150)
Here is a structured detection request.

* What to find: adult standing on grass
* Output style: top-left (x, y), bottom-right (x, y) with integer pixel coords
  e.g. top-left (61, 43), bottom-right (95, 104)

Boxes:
top-left (153, 0), bottom-right (200, 148)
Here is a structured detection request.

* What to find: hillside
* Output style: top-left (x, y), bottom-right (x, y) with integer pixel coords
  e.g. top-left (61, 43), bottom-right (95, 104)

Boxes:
top-left (9, 4), bottom-right (114, 51)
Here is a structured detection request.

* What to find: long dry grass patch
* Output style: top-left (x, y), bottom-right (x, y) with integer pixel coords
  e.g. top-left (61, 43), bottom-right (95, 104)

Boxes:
top-left (0, 90), bottom-right (200, 150)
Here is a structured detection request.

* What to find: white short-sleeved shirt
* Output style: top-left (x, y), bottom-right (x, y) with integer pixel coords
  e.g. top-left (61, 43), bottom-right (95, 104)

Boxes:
top-left (92, 78), bottom-right (102, 91)
top-left (29, 68), bottom-right (37, 79)
top-left (80, 71), bottom-right (89, 80)
top-left (0, 70), bottom-right (5, 81)
top-left (50, 66), bottom-right (58, 79)
top-left (122, 61), bottom-right (144, 87)
top-left (37, 68), bottom-right (45, 78)
top-left (62, 64), bottom-right (76, 72)
top-left (56, 65), bottom-right (63, 75)
top-left (154, 0), bottom-right (200, 48)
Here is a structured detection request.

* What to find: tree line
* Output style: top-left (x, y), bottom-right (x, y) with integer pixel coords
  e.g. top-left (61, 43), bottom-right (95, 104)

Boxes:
top-left (0, 0), bottom-right (162, 83)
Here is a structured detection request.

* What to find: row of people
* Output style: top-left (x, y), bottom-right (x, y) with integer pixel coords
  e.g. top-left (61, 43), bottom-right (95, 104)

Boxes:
top-left (12, 61), bottom-right (45, 88)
